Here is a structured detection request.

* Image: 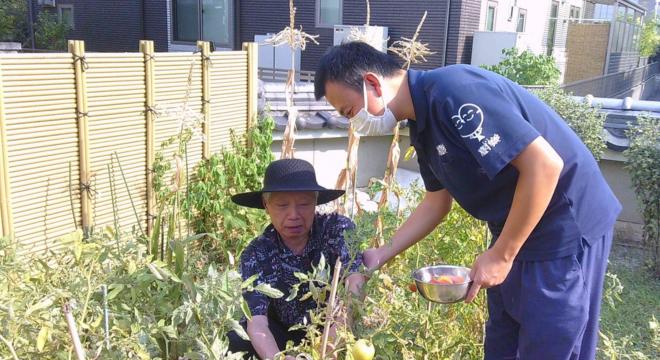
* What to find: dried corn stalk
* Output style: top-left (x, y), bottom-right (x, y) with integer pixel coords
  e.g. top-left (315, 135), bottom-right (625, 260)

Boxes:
top-left (267, 0), bottom-right (319, 159)
top-left (334, 126), bottom-right (361, 215)
top-left (373, 11), bottom-right (434, 246)
top-left (345, 1), bottom-right (390, 50)
top-left (388, 11), bottom-right (435, 69)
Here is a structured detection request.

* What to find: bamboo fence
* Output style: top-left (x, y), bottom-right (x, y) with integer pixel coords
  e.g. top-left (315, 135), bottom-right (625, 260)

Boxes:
top-left (0, 40), bottom-right (258, 255)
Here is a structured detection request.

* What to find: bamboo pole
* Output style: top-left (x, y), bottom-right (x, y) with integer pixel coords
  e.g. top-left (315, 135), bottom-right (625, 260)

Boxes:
top-left (0, 60), bottom-right (14, 238)
top-left (243, 42), bottom-right (258, 130)
top-left (69, 40), bottom-right (92, 235)
top-left (63, 302), bottom-right (86, 360)
top-left (141, 40), bottom-right (156, 236)
top-left (197, 41), bottom-right (211, 159)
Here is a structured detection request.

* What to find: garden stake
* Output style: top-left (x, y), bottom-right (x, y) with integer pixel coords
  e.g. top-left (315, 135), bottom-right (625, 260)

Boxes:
top-left (113, 152), bottom-right (145, 237)
top-left (68, 162), bottom-right (77, 230)
top-left (63, 302), bottom-right (86, 360)
top-left (107, 163), bottom-right (120, 246)
top-left (321, 259), bottom-right (342, 359)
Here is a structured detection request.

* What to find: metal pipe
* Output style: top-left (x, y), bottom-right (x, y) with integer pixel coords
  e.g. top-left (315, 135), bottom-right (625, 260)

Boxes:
top-left (573, 95), bottom-right (660, 112)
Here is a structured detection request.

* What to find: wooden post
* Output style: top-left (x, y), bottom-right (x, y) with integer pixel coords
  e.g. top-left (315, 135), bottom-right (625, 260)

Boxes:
top-left (141, 40), bottom-right (156, 236)
top-left (197, 41), bottom-right (211, 159)
top-left (0, 61), bottom-right (14, 238)
top-left (243, 42), bottom-right (258, 129)
top-left (69, 40), bottom-right (92, 235)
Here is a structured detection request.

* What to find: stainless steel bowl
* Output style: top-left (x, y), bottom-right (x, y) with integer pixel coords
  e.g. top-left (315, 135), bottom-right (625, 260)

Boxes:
top-left (412, 265), bottom-right (472, 304)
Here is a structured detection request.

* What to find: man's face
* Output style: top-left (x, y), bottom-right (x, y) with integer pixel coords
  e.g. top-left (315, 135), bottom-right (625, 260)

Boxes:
top-left (324, 80), bottom-right (384, 119)
top-left (264, 192), bottom-right (316, 243)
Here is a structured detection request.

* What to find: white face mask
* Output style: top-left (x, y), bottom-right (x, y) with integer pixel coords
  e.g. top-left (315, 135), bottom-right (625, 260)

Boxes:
top-left (350, 81), bottom-right (397, 137)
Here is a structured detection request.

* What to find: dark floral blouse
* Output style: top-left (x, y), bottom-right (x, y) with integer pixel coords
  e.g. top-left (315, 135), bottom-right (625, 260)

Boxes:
top-left (239, 212), bottom-right (363, 328)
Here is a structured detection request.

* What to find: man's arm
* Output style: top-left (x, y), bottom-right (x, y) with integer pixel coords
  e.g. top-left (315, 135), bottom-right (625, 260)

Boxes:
top-left (363, 189), bottom-right (453, 270)
top-left (465, 136), bottom-right (563, 302)
top-left (247, 315), bottom-right (292, 360)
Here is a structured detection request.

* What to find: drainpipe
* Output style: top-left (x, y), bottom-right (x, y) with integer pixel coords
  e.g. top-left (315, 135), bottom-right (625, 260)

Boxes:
top-left (234, 0), bottom-right (241, 50)
top-left (27, 0), bottom-right (35, 49)
top-left (443, 0), bottom-right (451, 66)
top-left (604, 1), bottom-right (619, 75)
top-left (141, 0), bottom-right (146, 41)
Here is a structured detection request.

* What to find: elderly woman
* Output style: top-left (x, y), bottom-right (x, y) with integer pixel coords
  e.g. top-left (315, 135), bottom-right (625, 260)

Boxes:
top-left (228, 158), bottom-right (365, 359)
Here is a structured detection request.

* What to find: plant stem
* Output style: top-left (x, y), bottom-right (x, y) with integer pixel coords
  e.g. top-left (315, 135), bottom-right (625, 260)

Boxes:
top-left (0, 334), bottom-right (19, 360)
top-left (78, 262), bottom-right (95, 331)
top-left (321, 259), bottom-right (342, 359)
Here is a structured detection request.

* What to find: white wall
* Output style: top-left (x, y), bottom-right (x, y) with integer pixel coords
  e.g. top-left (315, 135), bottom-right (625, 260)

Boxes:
top-left (478, 0), bottom-right (586, 82)
top-left (478, 0), bottom-right (551, 54)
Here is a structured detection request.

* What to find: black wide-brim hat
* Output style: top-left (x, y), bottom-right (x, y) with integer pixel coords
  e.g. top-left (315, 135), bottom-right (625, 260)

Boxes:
top-left (231, 158), bottom-right (345, 209)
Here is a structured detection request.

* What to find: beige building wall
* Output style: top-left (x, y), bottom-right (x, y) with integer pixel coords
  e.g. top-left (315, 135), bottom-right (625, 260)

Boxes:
top-left (564, 23), bottom-right (610, 83)
top-left (478, 0), bottom-right (587, 82)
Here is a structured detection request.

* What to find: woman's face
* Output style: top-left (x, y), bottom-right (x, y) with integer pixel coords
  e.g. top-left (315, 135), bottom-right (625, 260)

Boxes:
top-left (264, 192), bottom-right (316, 243)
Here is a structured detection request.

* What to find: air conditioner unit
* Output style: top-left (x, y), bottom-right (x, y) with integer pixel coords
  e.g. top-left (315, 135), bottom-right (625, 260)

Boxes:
top-left (39, 0), bottom-right (56, 7)
top-left (333, 25), bottom-right (389, 52)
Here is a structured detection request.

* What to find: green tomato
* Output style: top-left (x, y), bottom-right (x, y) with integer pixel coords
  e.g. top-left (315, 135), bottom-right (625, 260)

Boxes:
top-left (351, 339), bottom-right (375, 360)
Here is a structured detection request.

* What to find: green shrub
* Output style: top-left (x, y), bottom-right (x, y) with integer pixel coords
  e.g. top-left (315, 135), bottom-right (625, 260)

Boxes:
top-left (0, 0), bottom-right (28, 44)
top-left (285, 181), bottom-right (489, 359)
top-left (482, 48), bottom-right (561, 86)
top-left (183, 114), bottom-right (274, 258)
top-left (624, 115), bottom-right (660, 277)
top-left (640, 18), bottom-right (660, 58)
top-left (533, 86), bottom-right (607, 160)
top-left (34, 11), bottom-right (69, 51)
top-left (0, 230), bottom-right (281, 359)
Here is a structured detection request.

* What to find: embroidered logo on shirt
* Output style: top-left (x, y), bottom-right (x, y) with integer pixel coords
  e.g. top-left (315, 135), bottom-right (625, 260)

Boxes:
top-left (451, 103), bottom-right (500, 157)
top-left (436, 144), bottom-right (447, 156)
top-left (478, 134), bottom-right (501, 157)
top-left (451, 103), bottom-right (485, 141)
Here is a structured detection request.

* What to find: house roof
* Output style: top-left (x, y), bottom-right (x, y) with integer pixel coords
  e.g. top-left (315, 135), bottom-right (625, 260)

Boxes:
top-left (258, 81), bottom-right (351, 131)
top-left (573, 95), bottom-right (660, 152)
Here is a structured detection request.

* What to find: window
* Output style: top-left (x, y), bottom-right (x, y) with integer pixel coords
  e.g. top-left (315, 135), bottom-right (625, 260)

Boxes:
top-left (517, 9), bottom-right (527, 32)
top-left (611, 5), bottom-right (643, 53)
top-left (546, 1), bottom-right (559, 55)
top-left (316, 0), bottom-right (342, 28)
top-left (57, 4), bottom-right (74, 30)
top-left (570, 6), bottom-right (581, 20)
top-left (594, 4), bottom-right (615, 20)
top-left (486, 2), bottom-right (497, 31)
top-left (172, 0), bottom-right (233, 48)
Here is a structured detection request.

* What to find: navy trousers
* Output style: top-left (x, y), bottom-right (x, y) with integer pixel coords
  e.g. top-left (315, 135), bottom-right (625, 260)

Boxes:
top-left (485, 229), bottom-right (613, 360)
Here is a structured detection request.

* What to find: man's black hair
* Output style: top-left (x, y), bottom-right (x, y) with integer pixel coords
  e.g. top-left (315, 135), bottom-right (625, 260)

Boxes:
top-left (314, 42), bottom-right (401, 100)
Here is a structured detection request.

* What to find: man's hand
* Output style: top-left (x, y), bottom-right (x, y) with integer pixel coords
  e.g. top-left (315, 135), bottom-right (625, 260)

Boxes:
top-left (362, 190), bottom-right (452, 272)
top-left (362, 247), bottom-right (385, 271)
top-left (465, 247), bottom-right (514, 303)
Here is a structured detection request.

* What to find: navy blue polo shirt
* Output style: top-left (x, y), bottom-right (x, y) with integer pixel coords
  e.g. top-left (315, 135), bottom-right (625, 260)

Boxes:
top-left (407, 65), bottom-right (621, 261)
